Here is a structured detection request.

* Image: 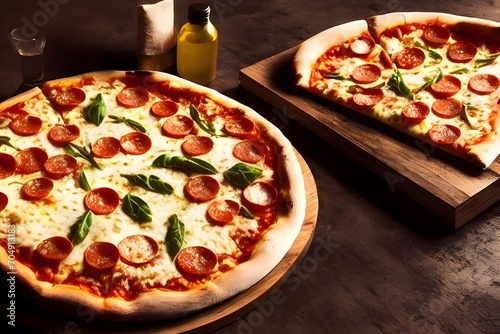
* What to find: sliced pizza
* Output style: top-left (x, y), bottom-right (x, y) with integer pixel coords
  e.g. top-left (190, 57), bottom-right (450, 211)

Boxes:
top-left (293, 12), bottom-right (500, 168)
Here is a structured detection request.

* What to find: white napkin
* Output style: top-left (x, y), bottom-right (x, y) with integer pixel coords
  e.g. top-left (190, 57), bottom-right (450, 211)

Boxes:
top-left (137, 0), bottom-right (176, 71)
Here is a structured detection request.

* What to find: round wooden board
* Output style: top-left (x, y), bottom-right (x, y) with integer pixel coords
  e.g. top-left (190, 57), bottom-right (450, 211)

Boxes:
top-left (14, 150), bottom-right (318, 333)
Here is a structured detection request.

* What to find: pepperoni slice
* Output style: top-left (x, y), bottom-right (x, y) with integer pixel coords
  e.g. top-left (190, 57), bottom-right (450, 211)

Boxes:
top-left (380, 49), bottom-right (394, 69)
top-left (181, 136), bottom-right (214, 156)
top-left (396, 47), bottom-right (426, 69)
top-left (242, 181), bottom-right (278, 213)
top-left (117, 235), bottom-right (159, 265)
top-left (233, 140), bottom-right (267, 163)
top-left (351, 64), bottom-right (382, 84)
top-left (422, 25), bottom-right (450, 47)
top-left (207, 199), bottom-right (240, 226)
top-left (352, 88), bottom-right (384, 108)
top-left (349, 37), bottom-right (375, 56)
top-left (20, 177), bottom-right (54, 200)
top-left (84, 241), bottom-right (120, 273)
top-left (431, 98), bottom-right (463, 118)
top-left (91, 137), bottom-right (121, 159)
top-left (0, 192), bottom-right (7, 212)
top-left (120, 132), bottom-right (152, 155)
top-left (52, 88), bottom-right (86, 110)
top-left (44, 154), bottom-right (78, 179)
top-left (116, 86), bottom-right (149, 108)
top-left (36, 236), bottom-right (73, 261)
top-left (402, 101), bottom-right (430, 124)
top-left (9, 115), bottom-right (42, 136)
top-left (184, 175), bottom-right (220, 202)
top-left (468, 74), bottom-right (500, 95)
top-left (430, 75), bottom-right (462, 98)
top-left (15, 147), bottom-right (48, 174)
top-left (47, 124), bottom-right (80, 146)
top-left (162, 115), bottom-right (194, 139)
top-left (176, 246), bottom-right (218, 275)
top-left (447, 41), bottom-right (477, 63)
top-left (392, 27), bottom-right (403, 40)
top-left (150, 100), bottom-right (179, 118)
top-left (0, 153), bottom-right (16, 180)
top-left (429, 124), bottom-right (461, 145)
top-left (224, 116), bottom-right (259, 139)
top-left (84, 187), bottom-right (120, 215)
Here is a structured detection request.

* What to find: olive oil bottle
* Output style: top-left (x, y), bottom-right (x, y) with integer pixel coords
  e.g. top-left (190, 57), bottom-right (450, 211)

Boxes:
top-left (176, 3), bottom-right (218, 85)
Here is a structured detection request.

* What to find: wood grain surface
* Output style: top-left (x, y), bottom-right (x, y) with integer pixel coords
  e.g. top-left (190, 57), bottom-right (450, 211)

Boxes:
top-left (239, 46), bottom-right (500, 229)
top-left (8, 150), bottom-right (318, 334)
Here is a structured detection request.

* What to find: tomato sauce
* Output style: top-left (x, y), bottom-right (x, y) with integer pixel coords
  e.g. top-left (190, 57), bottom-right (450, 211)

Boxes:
top-left (0, 71), bottom-right (286, 300)
top-left (1, 102), bottom-right (28, 120)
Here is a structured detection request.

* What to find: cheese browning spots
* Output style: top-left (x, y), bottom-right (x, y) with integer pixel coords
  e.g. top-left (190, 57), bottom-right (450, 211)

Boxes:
top-left (0, 72), bottom-right (283, 299)
top-left (305, 17), bottom-right (500, 167)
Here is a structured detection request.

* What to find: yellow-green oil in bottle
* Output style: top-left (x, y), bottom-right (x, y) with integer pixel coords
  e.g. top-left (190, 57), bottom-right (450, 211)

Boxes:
top-left (177, 3), bottom-right (218, 85)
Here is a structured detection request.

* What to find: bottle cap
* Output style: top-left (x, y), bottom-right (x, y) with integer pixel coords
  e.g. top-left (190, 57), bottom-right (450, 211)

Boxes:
top-left (188, 3), bottom-right (211, 25)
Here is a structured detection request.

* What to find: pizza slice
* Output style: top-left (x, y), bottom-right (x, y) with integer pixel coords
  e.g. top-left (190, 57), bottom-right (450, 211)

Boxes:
top-left (293, 13), bottom-right (500, 168)
top-left (294, 20), bottom-right (395, 110)
top-left (368, 12), bottom-right (500, 167)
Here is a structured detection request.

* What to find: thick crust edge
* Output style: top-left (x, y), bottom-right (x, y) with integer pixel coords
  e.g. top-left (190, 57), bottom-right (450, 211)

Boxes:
top-left (367, 12), bottom-right (500, 40)
top-left (292, 20), bottom-right (368, 89)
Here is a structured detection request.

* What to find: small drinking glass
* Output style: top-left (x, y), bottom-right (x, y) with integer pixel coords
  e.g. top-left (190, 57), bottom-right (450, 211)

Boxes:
top-left (9, 27), bottom-right (47, 87)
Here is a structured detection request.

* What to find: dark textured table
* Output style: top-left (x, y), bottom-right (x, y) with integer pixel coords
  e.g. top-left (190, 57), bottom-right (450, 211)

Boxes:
top-left (1, 1), bottom-right (499, 333)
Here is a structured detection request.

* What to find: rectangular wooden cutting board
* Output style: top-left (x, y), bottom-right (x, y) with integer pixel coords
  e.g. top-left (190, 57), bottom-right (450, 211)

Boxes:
top-left (239, 45), bottom-right (500, 229)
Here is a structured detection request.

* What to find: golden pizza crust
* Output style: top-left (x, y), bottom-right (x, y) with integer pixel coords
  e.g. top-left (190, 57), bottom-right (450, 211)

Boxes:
top-left (293, 20), bottom-right (368, 90)
top-left (0, 87), bottom-right (42, 111)
top-left (367, 12), bottom-right (500, 41)
top-left (0, 70), bottom-right (307, 321)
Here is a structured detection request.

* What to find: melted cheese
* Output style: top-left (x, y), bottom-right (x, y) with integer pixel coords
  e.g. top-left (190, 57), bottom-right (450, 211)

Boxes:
top-left (0, 78), bottom-right (267, 290)
top-left (312, 28), bottom-right (500, 151)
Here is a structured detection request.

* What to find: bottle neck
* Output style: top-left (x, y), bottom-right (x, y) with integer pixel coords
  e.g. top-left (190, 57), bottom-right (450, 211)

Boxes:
top-left (189, 17), bottom-right (209, 26)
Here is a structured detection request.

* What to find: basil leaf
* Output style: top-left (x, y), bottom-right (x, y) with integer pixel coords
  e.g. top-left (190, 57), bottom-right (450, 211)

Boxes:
top-left (109, 115), bottom-right (147, 133)
top-left (79, 170), bottom-right (91, 191)
top-left (239, 205), bottom-right (254, 219)
top-left (323, 73), bottom-right (350, 80)
top-left (415, 70), bottom-right (442, 94)
top-left (68, 210), bottom-right (93, 245)
top-left (121, 174), bottom-right (173, 195)
top-left (463, 102), bottom-right (480, 129)
top-left (122, 193), bottom-right (153, 223)
top-left (223, 163), bottom-right (263, 189)
top-left (152, 154), bottom-right (217, 175)
top-left (86, 93), bottom-right (107, 126)
top-left (474, 56), bottom-right (498, 68)
top-left (388, 68), bottom-right (414, 100)
top-left (190, 104), bottom-right (216, 136)
top-left (463, 102), bottom-right (479, 111)
top-left (171, 156), bottom-right (218, 175)
top-left (165, 214), bottom-right (185, 260)
top-left (449, 67), bottom-right (469, 74)
top-left (151, 153), bottom-right (171, 168)
top-left (0, 136), bottom-right (18, 150)
top-left (66, 143), bottom-right (102, 170)
top-left (413, 41), bottom-right (442, 63)
top-left (427, 49), bottom-right (442, 63)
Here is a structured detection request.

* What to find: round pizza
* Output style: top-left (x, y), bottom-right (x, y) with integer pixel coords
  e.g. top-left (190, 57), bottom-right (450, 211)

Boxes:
top-left (293, 12), bottom-right (500, 168)
top-left (0, 70), bottom-right (306, 320)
